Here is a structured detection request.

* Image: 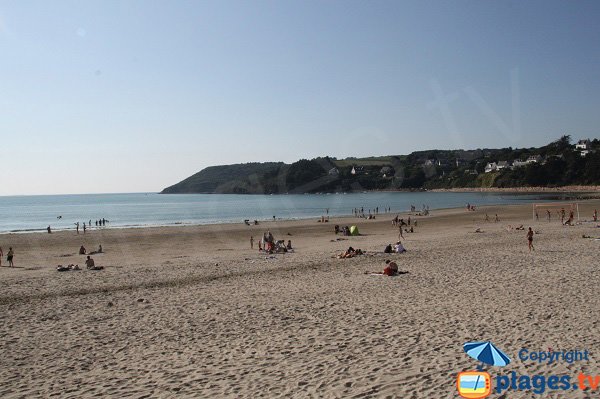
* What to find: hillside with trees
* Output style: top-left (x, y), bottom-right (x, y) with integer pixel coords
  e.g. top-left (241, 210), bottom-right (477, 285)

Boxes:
top-left (160, 136), bottom-right (600, 194)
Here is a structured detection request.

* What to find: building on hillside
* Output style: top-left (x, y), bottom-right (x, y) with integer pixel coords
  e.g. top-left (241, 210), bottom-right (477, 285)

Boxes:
top-left (512, 159), bottom-right (528, 169)
top-left (526, 155), bottom-right (543, 164)
top-left (484, 162), bottom-right (497, 173)
top-left (576, 139), bottom-right (591, 156)
top-left (455, 159), bottom-right (467, 167)
top-left (576, 139), bottom-right (591, 150)
top-left (436, 159), bottom-right (451, 168)
top-left (497, 161), bottom-right (510, 170)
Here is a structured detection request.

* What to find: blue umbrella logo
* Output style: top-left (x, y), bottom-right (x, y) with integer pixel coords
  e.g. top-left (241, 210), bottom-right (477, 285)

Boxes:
top-left (461, 341), bottom-right (510, 397)
top-left (463, 341), bottom-right (511, 369)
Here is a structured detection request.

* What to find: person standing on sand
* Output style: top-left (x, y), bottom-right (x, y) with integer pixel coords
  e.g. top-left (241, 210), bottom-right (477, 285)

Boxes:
top-left (547, 210), bottom-right (551, 222)
top-left (527, 227), bottom-right (535, 252)
top-left (250, 236), bottom-right (254, 249)
top-left (7, 247), bottom-right (14, 267)
top-left (0, 246), bottom-right (3, 266)
top-left (594, 209), bottom-right (598, 222)
top-left (75, 222), bottom-right (79, 234)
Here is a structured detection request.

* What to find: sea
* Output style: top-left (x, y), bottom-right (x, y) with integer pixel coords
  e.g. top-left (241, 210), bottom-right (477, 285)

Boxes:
top-left (0, 192), bottom-right (574, 234)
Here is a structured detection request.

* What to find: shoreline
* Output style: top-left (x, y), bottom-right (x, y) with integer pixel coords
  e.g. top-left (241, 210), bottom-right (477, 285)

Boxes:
top-left (430, 185), bottom-right (600, 193)
top-left (3, 191), bottom-right (597, 236)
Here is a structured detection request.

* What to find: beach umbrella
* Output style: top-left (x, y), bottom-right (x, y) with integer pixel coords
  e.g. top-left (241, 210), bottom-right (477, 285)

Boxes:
top-left (463, 341), bottom-right (511, 368)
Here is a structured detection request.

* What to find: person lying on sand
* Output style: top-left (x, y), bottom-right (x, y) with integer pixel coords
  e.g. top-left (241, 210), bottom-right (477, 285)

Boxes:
top-left (365, 260), bottom-right (399, 276)
top-left (57, 264), bottom-right (80, 271)
top-left (337, 247), bottom-right (364, 258)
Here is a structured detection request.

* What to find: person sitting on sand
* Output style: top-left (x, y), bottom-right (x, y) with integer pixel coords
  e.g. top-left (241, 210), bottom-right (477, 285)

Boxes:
top-left (394, 241), bottom-right (406, 253)
top-left (85, 256), bottom-right (103, 270)
top-left (384, 244), bottom-right (393, 253)
top-left (286, 240), bottom-right (293, 250)
top-left (383, 260), bottom-right (399, 276)
top-left (79, 245), bottom-right (86, 255)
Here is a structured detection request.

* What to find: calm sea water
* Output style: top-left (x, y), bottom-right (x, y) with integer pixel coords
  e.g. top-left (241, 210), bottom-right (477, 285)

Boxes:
top-left (0, 192), bottom-right (564, 233)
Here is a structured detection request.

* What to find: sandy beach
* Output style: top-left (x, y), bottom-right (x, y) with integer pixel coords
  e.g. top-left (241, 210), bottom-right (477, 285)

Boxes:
top-left (1, 200), bottom-right (600, 398)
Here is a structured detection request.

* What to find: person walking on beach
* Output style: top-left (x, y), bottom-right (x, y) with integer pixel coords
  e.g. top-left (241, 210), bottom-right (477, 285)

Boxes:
top-left (83, 223), bottom-right (87, 234)
top-left (47, 225), bottom-right (52, 234)
top-left (7, 247), bottom-right (14, 267)
top-left (0, 246), bottom-right (3, 266)
top-left (527, 227), bottom-right (535, 252)
top-left (546, 210), bottom-right (551, 222)
top-left (594, 209), bottom-right (598, 222)
top-left (75, 222), bottom-right (80, 234)
top-left (250, 236), bottom-right (254, 249)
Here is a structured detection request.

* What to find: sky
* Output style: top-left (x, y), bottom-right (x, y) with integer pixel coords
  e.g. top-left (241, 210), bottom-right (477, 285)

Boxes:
top-left (1, 0), bottom-right (600, 195)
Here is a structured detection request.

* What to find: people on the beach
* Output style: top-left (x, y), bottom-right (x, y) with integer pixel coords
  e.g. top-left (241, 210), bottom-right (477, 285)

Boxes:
top-left (527, 227), bottom-right (535, 252)
top-left (79, 245), bottom-right (86, 255)
top-left (7, 247), bottom-right (14, 267)
top-left (75, 222), bottom-right (80, 234)
top-left (494, 214), bottom-right (500, 223)
top-left (85, 255), bottom-right (103, 270)
top-left (384, 243), bottom-right (393, 253)
top-left (47, 225), bottom-right (52, 234)
top-left (594, 209), bottom-right (598, 222)
top-left (83, 223), bottom-right (87, 234)
top-left (286, 240), bottom-right (293, 250)
top-left (338, 247), bottom-right (364, 258)
top-left (0, 246), bottom-right (3, 266)
top-left (366, 260), bottom-right (399, 276)
top-left (250, 236), bottom-right (254, 249)
top-left (394, 241), bottom-right (406, 253)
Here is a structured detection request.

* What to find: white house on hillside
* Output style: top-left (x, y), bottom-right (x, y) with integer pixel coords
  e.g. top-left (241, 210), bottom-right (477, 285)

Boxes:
top-left (484, 162), bottom-right (497, 173)
top-left (576, 139), bottom-right (591, 157)
top-left (576, 139), bottom-right (591, 150)
top-left (526, 155), bottom-right (543, 164)
top-left (497, 161), bottom-right (510, 170)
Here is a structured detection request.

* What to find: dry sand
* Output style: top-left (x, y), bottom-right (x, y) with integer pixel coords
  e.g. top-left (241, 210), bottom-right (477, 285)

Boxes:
top-left (1, 200), bottom-right (600, 398)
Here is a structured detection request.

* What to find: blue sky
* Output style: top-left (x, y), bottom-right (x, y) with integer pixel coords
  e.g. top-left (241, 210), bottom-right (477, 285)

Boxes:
top-left (1, 0), bottom-right (599, 195)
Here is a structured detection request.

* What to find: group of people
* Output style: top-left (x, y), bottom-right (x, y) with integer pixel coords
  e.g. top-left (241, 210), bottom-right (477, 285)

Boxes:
top-left (384, 241), bottom-right (406, 254)
top-left (79, 245), bottom-right (103, 255)
top-left (74, 218), bottom-right (109, 234)
top-left (253, 231), bottom-right (293, 254)
top-left (337, 246), bottom-right (365, 258)
top-left (352, 206), bottom-right (392, 219)
top-left (0, 246), bottom-right (15, 267)
top-left (57, 255), bottom-right (103, 272)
